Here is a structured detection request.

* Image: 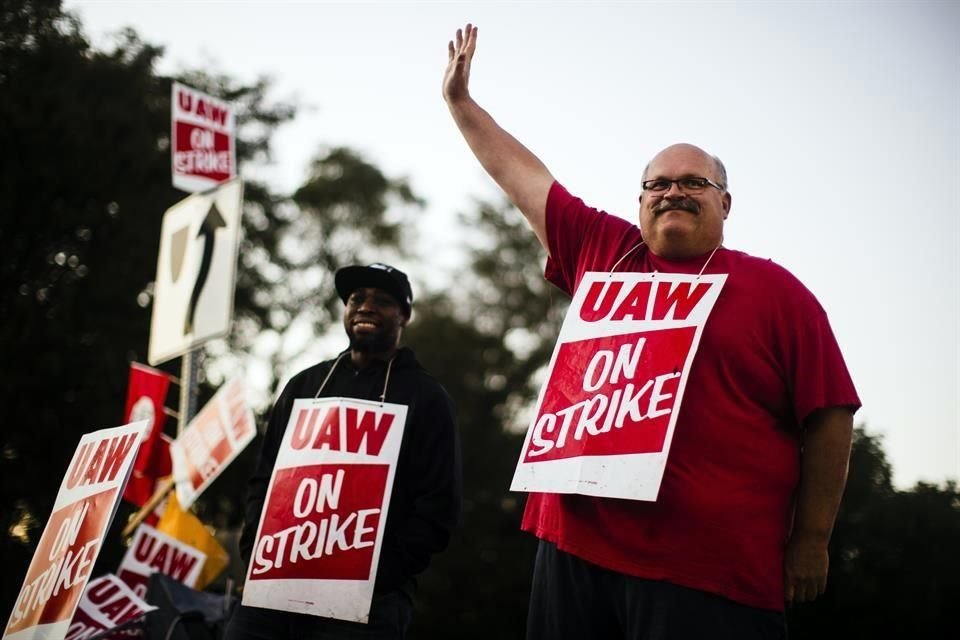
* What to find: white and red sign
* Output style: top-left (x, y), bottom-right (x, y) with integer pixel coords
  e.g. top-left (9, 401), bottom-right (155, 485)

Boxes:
top-left (171, 82), bottom-right (235, 193)
top-left (170, 377), bottom-right (256, 509)
top-left (122, 363), bottom-right (173, 507)
top-left (242, 397), bottom-right (407, 623)
top-left (4, 422), bottom-right (147, 640)
top-left (511, 272), bottom-right (726, 501)
top-left (117, 524), bottom-right (205, 598)
top-left (67, 574), bottom-right (155, 640)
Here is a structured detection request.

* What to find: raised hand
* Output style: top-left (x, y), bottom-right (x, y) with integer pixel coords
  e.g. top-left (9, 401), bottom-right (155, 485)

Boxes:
top-left (443, 23), bottom-right (477, 104)
top-left (441, 22), bottom-right (553, 250)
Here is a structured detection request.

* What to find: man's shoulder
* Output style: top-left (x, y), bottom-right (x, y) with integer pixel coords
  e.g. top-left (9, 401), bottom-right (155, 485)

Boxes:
top-left (550, 181), bottom-right (638, 231)
top-left (396, 349), bottom-right (447, 387)
top-left (394, 348), bottom-right (454, 406)
top-left (722, 248), bottom-right (823, 311)
top-left (723, 248), bottom-right (805, 284)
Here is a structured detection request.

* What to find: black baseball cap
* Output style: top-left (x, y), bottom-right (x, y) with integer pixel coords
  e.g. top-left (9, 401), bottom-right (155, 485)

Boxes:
top-left (335, 263), bottom-right (413, 317)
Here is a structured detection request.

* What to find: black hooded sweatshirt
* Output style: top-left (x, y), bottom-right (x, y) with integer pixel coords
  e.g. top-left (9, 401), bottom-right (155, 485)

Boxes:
top-left (238, 346), bottom-right (461, 598)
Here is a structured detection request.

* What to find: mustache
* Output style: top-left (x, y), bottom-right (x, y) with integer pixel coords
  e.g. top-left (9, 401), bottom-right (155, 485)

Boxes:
top-left (654, 197), bottom-right (700, 215)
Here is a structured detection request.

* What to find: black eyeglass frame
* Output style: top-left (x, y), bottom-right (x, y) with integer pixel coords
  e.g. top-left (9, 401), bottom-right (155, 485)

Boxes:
top-left (641, 176), bottom-right (726, 194)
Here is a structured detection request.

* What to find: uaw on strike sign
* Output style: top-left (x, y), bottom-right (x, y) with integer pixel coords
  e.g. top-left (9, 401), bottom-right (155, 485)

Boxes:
top-left (243, 398), bottom-right (406, 624)
top-left (68, 574), bottom-right (155, 640)
top-left (511, 272), bottom-right (726, 501)
top-left (171, 82), bottom-right (235, 193)
top-left (170, 377), bottom-right (256, 509)
top-left (4, 421), bottom-right (147, 640)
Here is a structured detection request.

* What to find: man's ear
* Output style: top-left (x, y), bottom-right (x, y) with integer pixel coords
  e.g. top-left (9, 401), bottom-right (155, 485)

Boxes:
top-left (722, 192), bottom-right (732, 219)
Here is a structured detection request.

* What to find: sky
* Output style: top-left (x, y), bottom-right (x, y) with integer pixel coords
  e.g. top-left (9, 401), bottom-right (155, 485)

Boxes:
top-left (64, 0), bottom-right (959, 490)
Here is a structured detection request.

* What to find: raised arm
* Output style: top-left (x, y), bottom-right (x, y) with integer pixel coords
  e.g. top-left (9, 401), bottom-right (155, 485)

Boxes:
top-left (443, 24), bottom-right (555, 254)
top-left (784, 406), bottom-right (854, 604)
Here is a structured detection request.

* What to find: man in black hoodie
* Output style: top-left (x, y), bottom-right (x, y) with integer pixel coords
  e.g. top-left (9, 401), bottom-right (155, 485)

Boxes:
top-left (225, 263), bottom-right (462, 640)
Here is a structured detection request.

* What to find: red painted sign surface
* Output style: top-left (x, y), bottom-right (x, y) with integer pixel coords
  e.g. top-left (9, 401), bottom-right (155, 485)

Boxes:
top-left (4, 422), bottom-right (146, 640)
top-left (242, 398), bottom-right (406, 624)
top-left (511, 272), bottom-right (726, 501)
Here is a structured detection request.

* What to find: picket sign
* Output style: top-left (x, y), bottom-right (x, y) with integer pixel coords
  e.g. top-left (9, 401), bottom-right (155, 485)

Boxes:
top-left (511, 272), bottom-right (726, 501)
top-left (4, 421), bottom-right (148, 640)
top-left (169, 377), bottom-right (256, 509)
top-left (171, 82), bottom-right (236, 193)
top-left (117, 524), bottom-right (206, 598)
top-left (242, 397), bottom-right (406, 624)
top-left (66, 574), bottom-right (155, 640)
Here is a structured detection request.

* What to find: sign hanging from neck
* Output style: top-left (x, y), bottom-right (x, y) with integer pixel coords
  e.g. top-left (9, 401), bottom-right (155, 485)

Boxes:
top-left (510, 271), bottom-right (727, 501)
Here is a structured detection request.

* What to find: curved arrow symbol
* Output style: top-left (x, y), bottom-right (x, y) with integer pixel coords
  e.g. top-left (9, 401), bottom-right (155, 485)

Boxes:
top-left (184, 201), bottom-right (226, 335)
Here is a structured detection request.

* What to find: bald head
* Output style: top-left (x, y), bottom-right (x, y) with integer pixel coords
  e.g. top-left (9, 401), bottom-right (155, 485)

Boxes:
top-left (642, 144), bottom-right (728, 190)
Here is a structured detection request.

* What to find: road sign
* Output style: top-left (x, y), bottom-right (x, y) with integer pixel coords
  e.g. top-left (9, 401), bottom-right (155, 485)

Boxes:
top-left (171, 82), bottom-right (236, 193)
top-left (148, 178), bottom-right (243, 366)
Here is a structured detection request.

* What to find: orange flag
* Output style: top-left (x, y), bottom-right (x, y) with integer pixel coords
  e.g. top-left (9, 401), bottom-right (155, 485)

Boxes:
top-left (155, 491), bottom-right (230, 591)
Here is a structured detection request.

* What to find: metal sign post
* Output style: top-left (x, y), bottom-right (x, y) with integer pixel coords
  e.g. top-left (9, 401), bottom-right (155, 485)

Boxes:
top-left (178, 349), bottom-right (200, 435)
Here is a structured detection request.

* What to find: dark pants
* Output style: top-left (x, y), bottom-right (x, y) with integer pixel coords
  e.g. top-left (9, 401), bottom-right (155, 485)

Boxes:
top-left (527, 540), bottom-right (786, 640)
top-left (223, 590), bottom-right (412, 640)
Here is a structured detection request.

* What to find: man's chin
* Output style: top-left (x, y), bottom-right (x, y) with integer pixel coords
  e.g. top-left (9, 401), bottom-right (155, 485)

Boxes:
top-left (348, 332), bottom-right (392, 354)
top-left (656, 208), bottom-right (698, 218)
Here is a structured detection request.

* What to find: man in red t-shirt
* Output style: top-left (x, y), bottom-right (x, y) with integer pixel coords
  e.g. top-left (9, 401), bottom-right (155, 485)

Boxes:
top-left (443, 24), bottom-right (860, 640)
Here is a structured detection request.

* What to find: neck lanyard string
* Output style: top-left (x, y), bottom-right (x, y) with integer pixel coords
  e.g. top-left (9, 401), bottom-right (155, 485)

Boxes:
top-left (610, 241), bottom-right (645, 274)
top-left (610, 240), bottom-right (722, 279)
top-left (314, 351), bottom-right (396, 404)
top-left (314, 352), bottom-right (347, 398)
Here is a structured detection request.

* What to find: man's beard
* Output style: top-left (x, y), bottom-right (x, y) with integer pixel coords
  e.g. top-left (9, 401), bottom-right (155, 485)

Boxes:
top-left (348, 329), bottom-right (394, 354)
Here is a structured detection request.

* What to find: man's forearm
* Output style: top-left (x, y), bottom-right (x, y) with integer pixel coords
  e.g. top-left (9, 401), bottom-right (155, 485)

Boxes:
top-left (447, 96), bottom-right (554, 251)
top-left (794, 407), bottom-right (854, 538)
top-left (784, 406), bottom-right (854, 603)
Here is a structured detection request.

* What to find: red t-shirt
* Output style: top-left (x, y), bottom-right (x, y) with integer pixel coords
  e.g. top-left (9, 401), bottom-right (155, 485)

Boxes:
top-left (521, 182), bottom-right (861, 611)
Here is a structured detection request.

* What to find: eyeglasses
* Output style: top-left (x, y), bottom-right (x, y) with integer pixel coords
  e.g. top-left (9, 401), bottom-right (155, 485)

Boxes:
top-left (641, 176), bottom-right (725, 194)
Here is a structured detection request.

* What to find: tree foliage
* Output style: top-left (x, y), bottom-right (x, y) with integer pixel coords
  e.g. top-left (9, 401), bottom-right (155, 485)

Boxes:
top-left (1, 3), bottom-right (182, 608)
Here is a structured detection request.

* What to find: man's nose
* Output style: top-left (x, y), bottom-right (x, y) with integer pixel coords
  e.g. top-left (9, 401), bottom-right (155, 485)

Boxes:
top-left (663, 180), bottom-right (686, 198)
top-left (356, 297), bottom-right (377, 312)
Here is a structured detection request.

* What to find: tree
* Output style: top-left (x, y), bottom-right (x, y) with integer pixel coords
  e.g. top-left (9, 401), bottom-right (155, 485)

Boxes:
top-left (402, 198), bottom-right (568, 639)
top-left (1, 2), bottom-right (186, 608)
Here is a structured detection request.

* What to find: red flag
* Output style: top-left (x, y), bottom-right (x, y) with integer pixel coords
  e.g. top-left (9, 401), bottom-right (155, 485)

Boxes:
top-left (122, 363), bottom-right (173, 507)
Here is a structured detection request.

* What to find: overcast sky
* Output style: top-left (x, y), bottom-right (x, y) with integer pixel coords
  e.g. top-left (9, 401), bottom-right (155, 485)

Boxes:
top-left (65, 0), bottom-right (959, 489)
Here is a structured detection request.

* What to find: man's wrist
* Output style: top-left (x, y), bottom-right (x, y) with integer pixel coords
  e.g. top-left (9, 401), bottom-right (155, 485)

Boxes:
top-left (789, 527), bottom-right (831, 544)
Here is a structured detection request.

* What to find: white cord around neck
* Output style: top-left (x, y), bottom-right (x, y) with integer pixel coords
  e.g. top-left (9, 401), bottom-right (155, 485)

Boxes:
top-left (609, 240), bottom-right (722, 279)
top-left (379, 356), bottom-right (395, 403)
top-left (610, 241), bottom-right (645, 273)
top-left (694, 242), bottom-right (723, 278)
top-left (313, 351), bottom-right (396, 404)
top-left (314, 352), bottom-right (347, 398)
